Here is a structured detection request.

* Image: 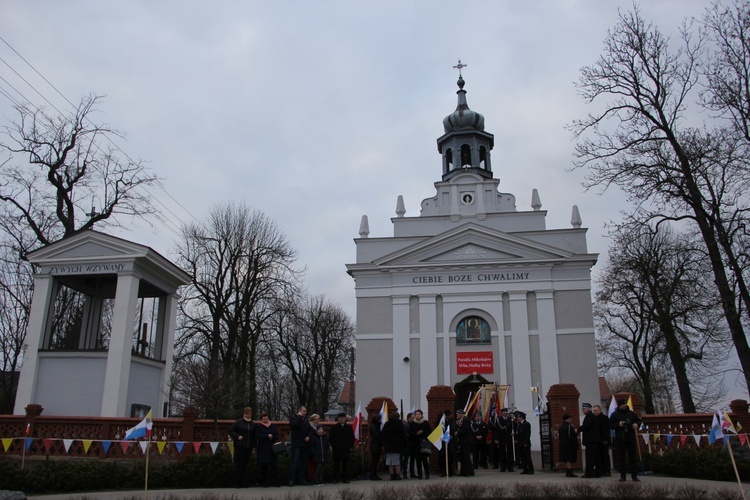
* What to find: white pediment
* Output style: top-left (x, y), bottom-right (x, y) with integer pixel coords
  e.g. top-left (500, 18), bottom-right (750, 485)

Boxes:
top-left (373, 223), bottom-right (573, 268)
top-left (26, 231), bottom-right (149, 263)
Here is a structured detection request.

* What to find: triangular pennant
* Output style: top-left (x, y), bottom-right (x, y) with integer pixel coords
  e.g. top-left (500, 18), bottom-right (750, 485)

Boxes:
top-left (82, 440), bottom-right (93, 454)
top-left (193, 442), bottom-right (202, 453)
top-left (43, 438), bottom-right (54, 453)
top-left (641, 433), bottom-right (648, 445)
top-left (157, 441), bottom-right (167, 454)
top-left (139, 441), bottom-right (149, 454)
top-left (175, 442), bottom-right (185, 454)
top-left (209, 442), bottom-right (219, 454)
top-left (740, 434), bottom-right (747, 446)
top-left (120, 441), bottom-right (131, 454)
top-left (652, 433), bottom-right (660, 443)
top-left (101, 440), bottom-right (112, 454)
top-left (63, 439), bottom-right (74, 453)
top-left (666, 434), bottom-right (673, 446)
top-left (1, 438), bottom-right (13, 452)
top-left (24, 437), bottom-right (33, 452)
top-left (227, 441), bottom-right (234, 457)
top-left (693, 435), bottom-right (701, 446)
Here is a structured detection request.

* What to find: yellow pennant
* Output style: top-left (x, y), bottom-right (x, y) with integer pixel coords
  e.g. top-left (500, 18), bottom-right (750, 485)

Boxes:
top-left (227, 441), bottom-right (234, 457)
top-left (1, 438), bottom-right (12, 452)
top-left (82, 440), bottom-right (93, 454)
top-left (157, 441), bottom-right (167, 454)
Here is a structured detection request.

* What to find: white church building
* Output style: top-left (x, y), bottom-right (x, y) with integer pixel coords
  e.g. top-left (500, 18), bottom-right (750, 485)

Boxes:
top-left (347, 75), bottom-right (599, 423)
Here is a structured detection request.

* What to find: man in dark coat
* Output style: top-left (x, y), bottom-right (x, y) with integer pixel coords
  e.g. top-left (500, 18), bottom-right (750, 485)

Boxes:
top-left (436, 409), bottom-right (455, 477)
top-left (288, 405), bottom-right (310, 486)
top-left (495, 408), bottom-right (514, 472)
top-left (610, 399), bottom-right (642, 482)
top-left (455, 409), bottom-right (474, 476)
top-left (594, 405), bottom-right (612, 476)
top-left (369, 414), bottom-right (383, 480)
top-left (516, 411), bottom-right (534, 474)
top-left (382, 411), bottom-right (408, 480)
top-left (470, 411), bottom-right (489, 469)
top-left (329, 412), bottom-right (355, 483)
top-left (228, 407), bottom-right (257, 487)
top-left (578, 403), bottom-right (600, 477)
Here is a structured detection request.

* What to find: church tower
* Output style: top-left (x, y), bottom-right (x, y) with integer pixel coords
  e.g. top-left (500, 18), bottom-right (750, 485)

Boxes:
top-left (347, 70), bottom-right (599, 447)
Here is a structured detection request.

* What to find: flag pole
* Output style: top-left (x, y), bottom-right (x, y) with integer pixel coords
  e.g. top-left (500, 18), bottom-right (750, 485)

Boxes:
top-left (726, 436), bottom-right (747, 500)
top-left (144, 434), bottom-right (151, 492)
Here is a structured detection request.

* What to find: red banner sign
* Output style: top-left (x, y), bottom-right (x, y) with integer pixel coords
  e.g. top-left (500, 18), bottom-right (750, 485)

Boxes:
top-left (456, 351), bottom-right (494, 374)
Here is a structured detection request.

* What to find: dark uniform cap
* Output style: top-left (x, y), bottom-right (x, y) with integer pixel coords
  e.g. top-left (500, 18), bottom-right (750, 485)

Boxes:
top-left (456, 409), bottom-right (466, 415)
top-left (582, 403), bottom-right (592, 409)
top-left (516, 411), bottom-right (526, 419)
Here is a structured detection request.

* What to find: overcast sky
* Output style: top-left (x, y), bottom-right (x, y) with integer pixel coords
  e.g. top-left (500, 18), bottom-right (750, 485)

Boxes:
top-left (5, 1), bottom-right (737, 396)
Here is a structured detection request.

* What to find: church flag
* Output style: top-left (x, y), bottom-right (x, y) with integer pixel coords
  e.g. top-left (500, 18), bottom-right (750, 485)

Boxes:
top-left (427, 414), bottom-right (445, 451)
top-left (379, 401), bottom-right (388, 430)
top-left (124, 410), bottom-right (152, 441)
top-left (626, 395), bottom-right (633, 410)
top-left (608, 396), bottom-right (617, 417)
top-left (721, 411), bottom-right (738, 434)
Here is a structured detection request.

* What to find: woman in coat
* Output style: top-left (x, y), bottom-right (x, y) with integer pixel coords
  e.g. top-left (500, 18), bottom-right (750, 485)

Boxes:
top-left (381, 412), bottom-right (407, 480)
top-left (408, 409), bottom-right (432, 479)
top-left (254, 412), bottom-right (281, 487)
top-left (559, 413), bottom-right (579, 477)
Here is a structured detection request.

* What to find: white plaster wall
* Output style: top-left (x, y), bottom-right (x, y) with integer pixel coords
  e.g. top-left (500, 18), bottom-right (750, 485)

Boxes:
top-left (35, 353), bottom-right (106, 416)
top-left (126, 359), bottom-right (163, 415)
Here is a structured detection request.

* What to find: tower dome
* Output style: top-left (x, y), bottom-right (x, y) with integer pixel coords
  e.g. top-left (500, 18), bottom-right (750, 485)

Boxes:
top-left (442, 76), bottom-right (486, 132)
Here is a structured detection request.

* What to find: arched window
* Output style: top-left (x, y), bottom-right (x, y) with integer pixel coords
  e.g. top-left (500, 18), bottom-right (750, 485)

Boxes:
top-left (479, 146), bottom-right (487, 169)
top-left (456, 316), bottom-right (491, 344)
top-left (445, 148), bottom-right (453, 171)
top-left (460, 144), bottom-right (472, 167)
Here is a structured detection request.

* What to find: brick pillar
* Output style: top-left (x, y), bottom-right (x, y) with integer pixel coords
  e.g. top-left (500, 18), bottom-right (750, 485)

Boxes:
top-left (182, 406), bottom-right (199, 454)
top-left (729, 399), bottom-right (750, 434)
top-left (546, 384), bottom-right (580, 471)
top-left (24, 403), bottom-right (43, 437)
top-left (426, 385), bottom-right (455, 472)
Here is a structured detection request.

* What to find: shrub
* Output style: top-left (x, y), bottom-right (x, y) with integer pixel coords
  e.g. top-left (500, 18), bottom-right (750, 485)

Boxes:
top-left (644, 444), bottom-right (750, 482)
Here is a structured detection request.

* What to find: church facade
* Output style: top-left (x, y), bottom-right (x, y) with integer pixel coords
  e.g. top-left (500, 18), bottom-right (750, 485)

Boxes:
top-left (347, 75), bottom-right (599, 430)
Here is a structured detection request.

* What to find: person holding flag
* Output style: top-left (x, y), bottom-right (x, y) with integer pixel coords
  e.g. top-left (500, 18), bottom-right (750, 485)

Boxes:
top-left (456, 409), bottom-right (474, 476)
top-left (609, 398), bottom-right (642, 482)
top-left (435, 409), bottom-right (455, 477)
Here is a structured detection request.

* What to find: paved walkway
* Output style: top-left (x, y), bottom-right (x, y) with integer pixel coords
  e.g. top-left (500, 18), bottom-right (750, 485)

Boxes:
top-left (26, 467), bottom-right (747, 499)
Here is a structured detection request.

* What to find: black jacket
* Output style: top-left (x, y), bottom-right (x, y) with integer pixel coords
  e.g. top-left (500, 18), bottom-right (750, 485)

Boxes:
top-left (289, 413), bottom-right (309, 448)
top-left (228, 417), bottom-right (256, 450)
top-left (609, 407), bottom-right (642, 442)
top-left (382, 415), bottom-right (407, 454)
top-left (329, 422), bottom-right (355, 459)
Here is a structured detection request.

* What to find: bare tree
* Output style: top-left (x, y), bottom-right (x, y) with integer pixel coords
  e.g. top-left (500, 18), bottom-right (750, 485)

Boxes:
top-left (595, 221), bottom-right (729, 412)
top-left (269, 295), bottom-right (355, 416)
top-left (0, 95), bottom-right (159, 413)
top-left (571, 4), bottom-right (750, 394)
top-left (175, 201), bottom-right (301, 418)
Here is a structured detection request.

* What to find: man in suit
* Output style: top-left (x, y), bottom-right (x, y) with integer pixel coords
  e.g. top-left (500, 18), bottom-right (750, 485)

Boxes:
top-left (515, 411), bottom-right (534, 474)
top-left (329, 412), bottom-right (355, 483)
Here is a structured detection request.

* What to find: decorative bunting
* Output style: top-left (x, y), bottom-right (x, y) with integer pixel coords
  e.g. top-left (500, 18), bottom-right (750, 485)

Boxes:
top-left (24, 438), bottom-right (33, 452)
top-left (692, 435), bottom-right (701, 446)
top-left (209, 442), bottom-right (219, 454)
top-left (139, 442), bottom-right (149, 454)
top-left (157, 441), bottom-right (167, 454)
top-left (652, 433), bottom-right (660, 443)
top-left (175, 441), bottom-right (185, 454)
top-left (101, 440), bottom-right (112, 454)
top-left (641, 433), bottom-right (649, 445)
top-left (43, 438), bottom-right (54, 453)
top-left (740, 434), bottom-right (747, 446)
top-left (1, 438), bottom-right (12, 452)
top-left (63, 439), bottom-right (74, 453)
top-left (666, 434), bottom-right (673, 446)
top-left (680, 435), bottom-right (688, 445)
top-left (192, 442), bottom-right (202, 453)
top-left (227, 441), bottom-right (234, 457)
top-left (82, 440), bottom-right (93, 454)
top-left (120, 441), bottom-right (131, 454)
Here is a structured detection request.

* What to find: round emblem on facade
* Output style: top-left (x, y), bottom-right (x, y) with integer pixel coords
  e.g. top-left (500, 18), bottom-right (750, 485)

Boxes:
top-left (461, 193), bottom-right (474, 205)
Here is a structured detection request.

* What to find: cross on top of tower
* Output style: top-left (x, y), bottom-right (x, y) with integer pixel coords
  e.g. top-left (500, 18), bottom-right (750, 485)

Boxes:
top-left (453, 59), bottom-right (467, 77)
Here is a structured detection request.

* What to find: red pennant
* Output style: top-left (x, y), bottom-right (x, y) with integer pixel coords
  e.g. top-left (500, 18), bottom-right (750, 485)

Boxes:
top-left (120, 441), bottom-right (131, 454)
top-left (740, 434), bottom-right (747, 446)
top-left (680, 435), bottom-right (688, 445)
top-left (193, 442), bottom-right (202, 453)
top-left (43, 438), bottom-right (54, 453)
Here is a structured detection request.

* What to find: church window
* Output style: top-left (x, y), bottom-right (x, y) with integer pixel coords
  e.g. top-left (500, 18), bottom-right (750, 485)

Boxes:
top-left (456, 316), bottom-right (491, 344)
top-left (460, 144), bottom-right (472, 167)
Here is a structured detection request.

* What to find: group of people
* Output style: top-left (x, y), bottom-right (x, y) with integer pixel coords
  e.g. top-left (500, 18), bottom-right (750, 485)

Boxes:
top-left (558, 399), bottom-right (643, 482)
top-left (228, 405), bottom-right (355, 488)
